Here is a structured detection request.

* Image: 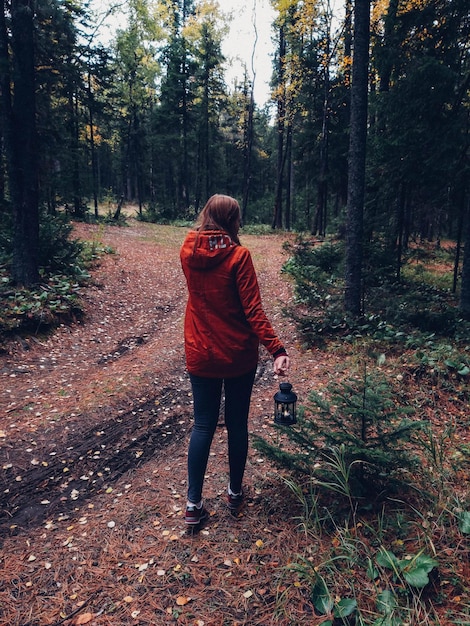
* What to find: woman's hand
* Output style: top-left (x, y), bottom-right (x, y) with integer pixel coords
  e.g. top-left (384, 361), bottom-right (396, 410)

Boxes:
top-left (274, 355), bottom-right (290, 376)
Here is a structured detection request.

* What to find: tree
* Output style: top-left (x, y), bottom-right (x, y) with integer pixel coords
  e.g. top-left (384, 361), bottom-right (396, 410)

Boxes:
top-left (344, 0), bottom-right (370, 317)
top-left (460, 200), bottom-right (470, 315)
top-left (191, 2), bottom-right (227, 205)
top-left (5, 0), bottom-right (39, 285)
top-left (111, 2), bottom-right (160, 215)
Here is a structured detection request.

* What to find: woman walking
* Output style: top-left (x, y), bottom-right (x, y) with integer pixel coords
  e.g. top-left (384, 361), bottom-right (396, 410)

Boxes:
top-left (180, 194), bottom-right (290, 525)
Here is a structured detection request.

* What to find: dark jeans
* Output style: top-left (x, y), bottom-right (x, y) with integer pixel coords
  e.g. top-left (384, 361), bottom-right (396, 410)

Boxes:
top-left (187, 368), bottom-right (256, 504)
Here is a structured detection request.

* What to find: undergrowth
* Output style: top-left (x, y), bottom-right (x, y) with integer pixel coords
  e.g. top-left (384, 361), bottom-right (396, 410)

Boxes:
top-left (0, 212), bottom-right (114, 339)
top-left (253, 234), bottom-right (470, 624)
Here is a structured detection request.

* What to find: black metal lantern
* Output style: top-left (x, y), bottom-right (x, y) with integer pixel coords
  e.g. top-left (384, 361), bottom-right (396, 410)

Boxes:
top-left (274, 382), bottom-right (297, 425)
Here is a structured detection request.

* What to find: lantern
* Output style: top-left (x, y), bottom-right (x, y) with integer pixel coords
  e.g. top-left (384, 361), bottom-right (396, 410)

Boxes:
top-left (274, 382), bottom-right (297, 425)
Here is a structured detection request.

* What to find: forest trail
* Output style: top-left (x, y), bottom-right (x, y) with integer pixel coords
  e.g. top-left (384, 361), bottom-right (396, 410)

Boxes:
top-left (0, 220), bottom-right (466, 626)
top-left (0, 219), bottom-right (333, 533)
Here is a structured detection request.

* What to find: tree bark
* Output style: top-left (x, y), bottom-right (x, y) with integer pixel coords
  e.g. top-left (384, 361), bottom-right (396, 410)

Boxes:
top-left (10, 0), bottom-right (39, 285)
top-left (0, 0), bottom-right (13, 207)
top-left (344, 0), bottom-right (370, 317)
top-left (460, 195), bottom-right (470, 315)
top-left (272, 24), bottom-right (286, 230)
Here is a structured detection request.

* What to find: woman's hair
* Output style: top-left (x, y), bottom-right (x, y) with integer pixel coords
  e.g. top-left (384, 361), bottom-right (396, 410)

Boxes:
top-left (196, 194), bottom-right (241, 244)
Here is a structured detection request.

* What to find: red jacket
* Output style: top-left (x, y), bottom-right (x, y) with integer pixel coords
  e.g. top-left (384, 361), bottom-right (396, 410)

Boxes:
top-left (180, 230), bottom-right (286, 378)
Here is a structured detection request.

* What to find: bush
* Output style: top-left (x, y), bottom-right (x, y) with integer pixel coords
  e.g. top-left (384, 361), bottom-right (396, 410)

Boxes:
top-left (253, 370), bottom-right (424, 499)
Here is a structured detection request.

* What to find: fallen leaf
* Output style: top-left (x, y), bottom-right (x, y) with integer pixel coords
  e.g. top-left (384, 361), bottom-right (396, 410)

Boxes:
top-left (75, 613), bottom-right (93, 625)
top-left (176, 595), bottom-right (191, 606)
top-left (123, 595), bottom-right (134, 603)
top-left (255, 540), bottom-right (264, 548)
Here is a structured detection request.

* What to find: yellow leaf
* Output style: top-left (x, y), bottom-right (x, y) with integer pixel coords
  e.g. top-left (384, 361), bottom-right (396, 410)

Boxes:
top-left (75, 613), bottom-right (94, 625)
top-left (176, 595), bottom-right (191, 606)
top-left (255, 539), bottom-right (264, 548)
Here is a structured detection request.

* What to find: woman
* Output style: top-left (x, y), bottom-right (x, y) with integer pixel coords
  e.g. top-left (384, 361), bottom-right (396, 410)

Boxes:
top-left (180, 194), bottom-right (290, 525)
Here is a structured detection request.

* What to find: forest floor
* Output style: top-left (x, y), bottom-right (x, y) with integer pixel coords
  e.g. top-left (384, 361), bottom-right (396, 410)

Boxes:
top-left (0, 217), bottom-right (468, 625)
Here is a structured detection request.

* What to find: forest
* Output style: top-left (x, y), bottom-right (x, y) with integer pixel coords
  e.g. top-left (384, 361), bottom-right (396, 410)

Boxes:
top-left (0, 0), bottom-right (469, 313)
top-left (0, 1), bottom-right (469, 625)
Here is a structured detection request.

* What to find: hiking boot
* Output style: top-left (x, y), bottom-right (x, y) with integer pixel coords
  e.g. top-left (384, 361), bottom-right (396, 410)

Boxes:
top-left (185, 503), bottom-right (209, 526)
top-left (227, 489), bottom-right (244, 513)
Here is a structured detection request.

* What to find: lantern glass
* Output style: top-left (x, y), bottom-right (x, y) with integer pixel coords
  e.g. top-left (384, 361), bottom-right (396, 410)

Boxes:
top-left (274, 382), bottom-right (297, 425)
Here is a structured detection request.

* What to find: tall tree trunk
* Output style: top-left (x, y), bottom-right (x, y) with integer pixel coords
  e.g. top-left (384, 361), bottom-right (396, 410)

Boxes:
top-left (10, 0), bottom-right (39, 286)
top-left (0, 0), bottom-right (13, 209)
top-left (242, 83), bottom-right (254, 224)
top-left (344, 0), bottom-right (370, 317)
top-left (460, 194), bottom-right (470, 315)
top-left (344, 0), bottom-right (353, 84)
top-left (453, 186), bottom-right (466, 293)
top-left (69, 84), bottom-right (82, 217)
top-left (242, 5), bottom-right (258, 223)
top-left (285, 121), bottom-right (293, 230)
top-left (87, 73), bottom-right (99, 219)
top-left (272, 24), bottom-right (286, 229)
top-left (378, 0), bottom-right (399, 93)
top-left (313, 24), bottom-right (331, 237)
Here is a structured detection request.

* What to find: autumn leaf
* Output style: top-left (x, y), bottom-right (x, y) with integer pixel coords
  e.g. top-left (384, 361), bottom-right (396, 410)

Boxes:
top-left (176, 595), bottom-right (191, 606)
top-left (74, 613), bottom-right (94, 625)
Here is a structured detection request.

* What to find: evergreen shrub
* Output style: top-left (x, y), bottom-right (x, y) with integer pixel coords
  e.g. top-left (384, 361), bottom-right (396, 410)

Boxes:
top-left (253, 371), bottom-right (425, 498)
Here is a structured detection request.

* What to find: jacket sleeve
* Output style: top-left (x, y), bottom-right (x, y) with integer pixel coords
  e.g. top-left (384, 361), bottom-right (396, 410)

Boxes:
top-left (235, 248), bottom-right (287, 357)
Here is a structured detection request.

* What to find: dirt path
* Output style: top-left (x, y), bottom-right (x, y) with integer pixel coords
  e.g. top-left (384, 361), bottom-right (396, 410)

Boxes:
top-left (0, 221), bottom-right (328, 532)
top-left (0, 221), bottom-right (338, 625)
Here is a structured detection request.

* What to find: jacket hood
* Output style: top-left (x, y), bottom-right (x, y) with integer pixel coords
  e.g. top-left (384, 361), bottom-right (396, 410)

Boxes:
top-left (180, 230), bottom-right (238, 270)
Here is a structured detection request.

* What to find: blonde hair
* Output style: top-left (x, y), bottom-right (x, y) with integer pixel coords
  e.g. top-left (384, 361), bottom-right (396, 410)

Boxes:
top-left (196, 194), bottom-right (241, 244)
